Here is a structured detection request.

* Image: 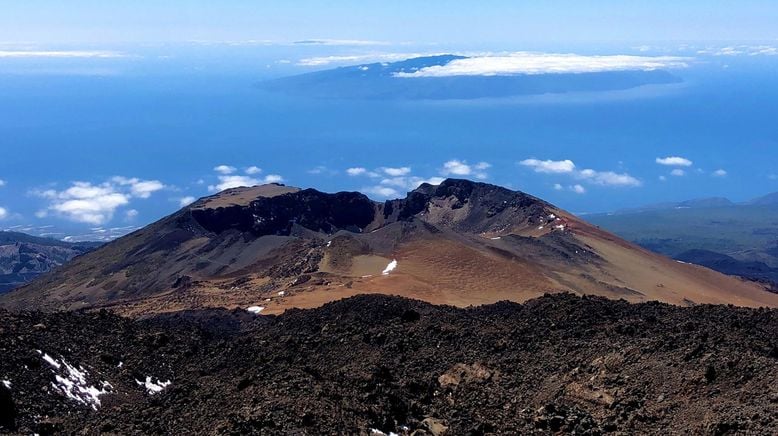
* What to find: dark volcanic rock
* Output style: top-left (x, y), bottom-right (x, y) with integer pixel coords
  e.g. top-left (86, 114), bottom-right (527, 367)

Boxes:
top-left (1, 293), bottom-right (777, 434)
top-left (192, 189), bottom-right (378, 236)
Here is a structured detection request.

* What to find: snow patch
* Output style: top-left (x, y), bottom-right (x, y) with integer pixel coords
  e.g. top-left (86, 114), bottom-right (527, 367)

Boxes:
top-left (1, 379), bottom-right (10, 389)
top-left (277, 291), bottom-right (286, 297)
top-left (490, 237), bottom-right (501, 240)
top-left (382, 259), bottom-right (398, 275)
top-left (554, 224), bottom-right (566, 231)
top-left (136, 376), bottom-right (171, 395)
top-left (247, 306), bottom-right (265, 314)
top-left (43, 354), bottom-right (111, 410)
top-left (370, 429), bottom-right (400, 436)
top-left (42, 353), bottom-right (61, 369)
top-left (326, 240), bottom-right (332, 247)
top-left (548, 214), bottom-right (557, 220)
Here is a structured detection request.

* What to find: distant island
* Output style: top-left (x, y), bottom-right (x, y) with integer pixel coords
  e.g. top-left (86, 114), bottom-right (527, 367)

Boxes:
top-left (260, 55), bottom-right (682, 100)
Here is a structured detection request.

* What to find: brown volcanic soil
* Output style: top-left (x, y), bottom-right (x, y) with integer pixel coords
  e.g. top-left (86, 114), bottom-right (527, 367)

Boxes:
top-left (4, 180), bottom-right (777, 316)
top-left (1, 293), bottom-right (777, 435)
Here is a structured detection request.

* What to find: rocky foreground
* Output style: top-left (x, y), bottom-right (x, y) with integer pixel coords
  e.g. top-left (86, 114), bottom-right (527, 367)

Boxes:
top-left (1, 293), bottom-right (777, 435)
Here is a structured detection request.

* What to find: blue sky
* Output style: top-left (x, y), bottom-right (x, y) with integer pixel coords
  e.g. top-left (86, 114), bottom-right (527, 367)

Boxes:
top-left (3, 1), bottom-right (778, 44)
top-left (1, 2), bottom-right (778, 240)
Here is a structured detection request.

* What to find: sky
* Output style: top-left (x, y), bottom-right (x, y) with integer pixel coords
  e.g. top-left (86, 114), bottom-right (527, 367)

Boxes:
top-left (2, 1), bottom-right (778, 45)
top-left (1, 2), bottom-right (778, 241)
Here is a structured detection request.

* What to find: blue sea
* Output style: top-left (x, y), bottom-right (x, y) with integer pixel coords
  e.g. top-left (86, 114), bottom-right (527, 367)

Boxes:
top-left (1, 46), bottom-right (777, 237)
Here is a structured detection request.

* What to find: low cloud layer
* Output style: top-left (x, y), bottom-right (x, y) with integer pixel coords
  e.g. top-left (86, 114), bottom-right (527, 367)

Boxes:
top-left (395, 52), bottom-right (689, 78)
top-left (0, 50), bottom-right (124, 58)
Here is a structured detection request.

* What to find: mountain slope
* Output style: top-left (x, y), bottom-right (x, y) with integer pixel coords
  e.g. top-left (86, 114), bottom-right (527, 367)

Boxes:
top-left (2, 293), bottom-right (777, 434)
top-left (0, 232), bottom-right (100, 293)
top-left (747, 191), bottom-right (778, 206)
top-left (3, 179), bottom-right (776, 315)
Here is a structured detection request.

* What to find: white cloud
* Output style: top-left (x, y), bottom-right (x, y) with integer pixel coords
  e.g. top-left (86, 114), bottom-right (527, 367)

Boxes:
top-left (441, 160), bottom-right (491, 179)
top-left (208, 175), bottom-right (260, 192)
top-left (656, 156), bottom-right (693, 167)
top-left (0, 179), bottom-right (5, 187)
top-left (346, 167), bottom-right (367, 176)
top-left (553, 183), bottom-right (564, 190)
top-left (670, 169), bottom-right (686, 177)
top-left (125, 209), bottom-right (139, 220)
top-left (0, 207), bottom-right (7, 220)
top-left (712, 169), bottom-right (728, 177)
top-left (442, 159), bottom-right (471, 175)
top-left (207, 165), bottom-right (284, 191)
top-left (179, 196), bottom-right (196, 207)
top-left (110, 176), bottom-right (165, 199)
top-left (213, 165), bottom-right (237, 175)
top-left (395, 52), bottom-right (689, 78)
top-left (0, 50), bottom-right (125, 58)
top-left (263, 174), bottom-right (284, 184)
top-left (293, 39), bottom-right (391, 47)
top-left (520, 159), bottom-right (576, 174)
top-left (697, 45), bottom-right (778, 57)
top-left (577, 169), bottom-right (642, 187)
top-left (297, 52), bottom-right (428, 67)
top-left (522, 157), bottom-right (641, 187)
top-left (362, 186), bottom-right (400, 198)
top-left (382, 167), bottom-right (412, 176)
top-left (131, 180), bottom-right (165, 198)
top-left (659, 175), bottom-right (667, 182)
top-left (571, 184), bottom-right (586, 194)
top-left (37, 181), bottom-right (130, 225)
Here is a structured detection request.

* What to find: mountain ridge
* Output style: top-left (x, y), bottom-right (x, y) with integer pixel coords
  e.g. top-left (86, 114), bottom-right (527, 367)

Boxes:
top-left (3, 179), bottom-right (776, 315)
top-left (0, 232), bottom-right (100, 293)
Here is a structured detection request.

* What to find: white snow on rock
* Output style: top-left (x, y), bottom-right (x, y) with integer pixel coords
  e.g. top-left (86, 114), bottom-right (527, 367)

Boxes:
top-left (42, 354), bottom-right (112, 410)
top-left (548, 214), bottom-right (557, 220)
top-left (554, 224), bottom-right (566, 231)
top-left (277, 291), bottom-right (286, 297)
top-left (326, 240), bottom-right (332, 247)
top-left (382, 259), bottom-right (398, 275)
top-left (370, 429), bottom-right (400, 436)
top-left (247, 306), bottom-right (265, 314)
top-left (136, 376), bottom-right (171, 395)
top-left (490, 237), bottom-right (501, 240)
top-left (42, 353), bottom-right (61, 369)
top-left (1, 379), bottom-right (10, 389)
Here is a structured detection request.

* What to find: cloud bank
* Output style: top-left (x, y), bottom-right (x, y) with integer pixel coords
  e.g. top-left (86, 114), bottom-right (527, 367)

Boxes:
top-left (0, 50), bottom-right (124, 58)
top-left (395, 52), bottom-right (689, 77)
